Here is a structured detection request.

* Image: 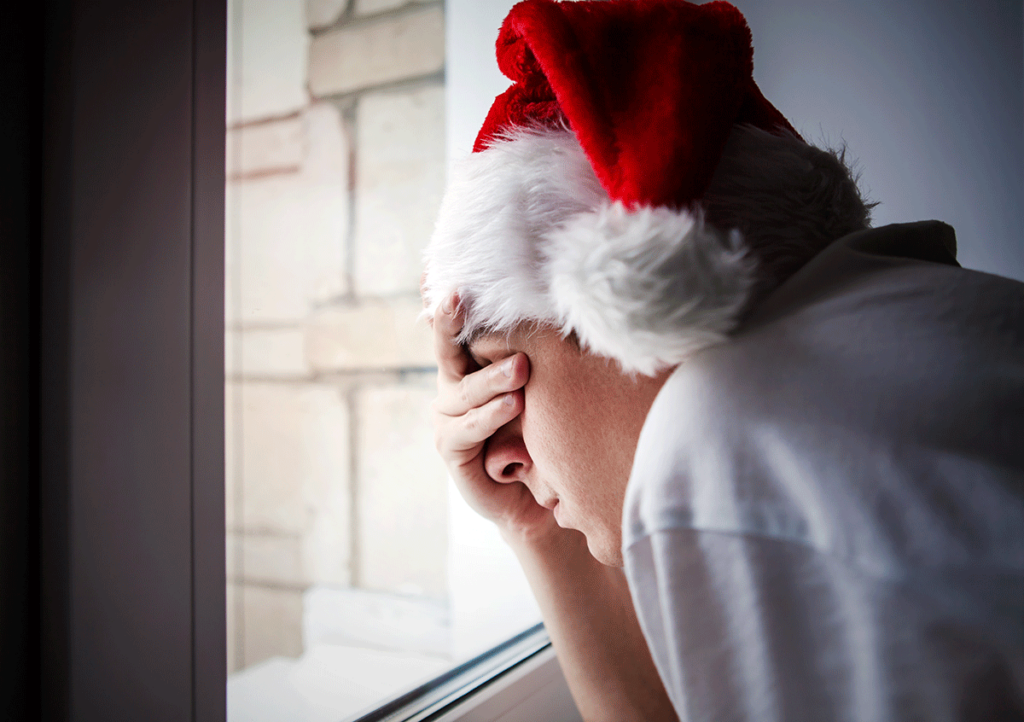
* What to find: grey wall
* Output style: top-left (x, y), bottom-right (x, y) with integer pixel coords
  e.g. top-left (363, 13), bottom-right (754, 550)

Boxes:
top-left (450, 0), bottom-right (1023, 281)
top-left (735, 0), bottom-right (1023, 280)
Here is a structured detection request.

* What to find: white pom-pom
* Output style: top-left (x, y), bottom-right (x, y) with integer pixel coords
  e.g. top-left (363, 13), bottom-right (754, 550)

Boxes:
top-left (546, 203), bottom-right (755, 376)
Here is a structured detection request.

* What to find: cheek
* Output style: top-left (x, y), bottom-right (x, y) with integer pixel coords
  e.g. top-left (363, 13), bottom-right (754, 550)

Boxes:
top-left (521, 374), bottom-right (614, 497)
top-left (521, 384), bottom-right (580, 469)
top-left (520, 375), bottom-right (590, 478)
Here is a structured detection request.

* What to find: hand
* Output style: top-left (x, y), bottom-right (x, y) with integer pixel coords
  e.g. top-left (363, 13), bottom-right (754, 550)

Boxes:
top-left (430, 294), bottom-right (555, 539)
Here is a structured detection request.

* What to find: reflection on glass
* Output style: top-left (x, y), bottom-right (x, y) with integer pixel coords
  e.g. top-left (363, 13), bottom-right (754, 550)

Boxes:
top-left (224, 1), bottom-right (540, 719)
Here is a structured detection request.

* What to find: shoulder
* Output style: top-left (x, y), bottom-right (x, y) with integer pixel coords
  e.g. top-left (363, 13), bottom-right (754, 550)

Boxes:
top-left (623, 232), bottom-right (1024, 573)
top-left (623, 333), bottom-right (820, 549)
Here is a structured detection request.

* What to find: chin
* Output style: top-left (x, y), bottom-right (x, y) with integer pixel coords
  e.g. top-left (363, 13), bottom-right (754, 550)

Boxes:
top-left (585, 533), bottom-right (625, 568)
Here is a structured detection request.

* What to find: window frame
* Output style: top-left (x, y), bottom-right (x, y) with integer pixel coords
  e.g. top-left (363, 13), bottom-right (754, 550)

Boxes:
top-left (29, 0), bottom-right (571, 719)
top-left (347, 624), bottom-right (549, 722)
top-left (35, 0), bottom-right (227, 718)
top-left (32, 0), bottom-right (1020, 718)
top-left (342, 623), bottom-right (581, 722)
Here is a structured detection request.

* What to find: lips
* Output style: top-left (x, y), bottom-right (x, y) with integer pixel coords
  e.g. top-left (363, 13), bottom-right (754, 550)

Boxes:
top-left (538, 496), bottom-right (558, 511)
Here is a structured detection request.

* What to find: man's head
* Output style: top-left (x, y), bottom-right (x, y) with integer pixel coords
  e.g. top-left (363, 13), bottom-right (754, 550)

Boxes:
top-left (420, 0), bottom-right (873, 375)
top-left (422, 0), bottom-right (873, 560)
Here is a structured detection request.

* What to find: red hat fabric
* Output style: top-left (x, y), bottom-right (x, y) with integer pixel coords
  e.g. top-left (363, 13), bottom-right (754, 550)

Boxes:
top-left (422, 0), bottom-right (802, 375)
top-left (474, 0), bottom-right (800, 209)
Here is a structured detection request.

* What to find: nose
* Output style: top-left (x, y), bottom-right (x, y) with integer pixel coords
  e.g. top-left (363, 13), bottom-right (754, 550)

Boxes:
top-left (483, 418), bottom-right (532, 484)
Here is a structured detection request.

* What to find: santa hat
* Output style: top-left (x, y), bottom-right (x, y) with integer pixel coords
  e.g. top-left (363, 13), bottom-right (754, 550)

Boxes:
top-left (422, 0), bottom-right (801, 375)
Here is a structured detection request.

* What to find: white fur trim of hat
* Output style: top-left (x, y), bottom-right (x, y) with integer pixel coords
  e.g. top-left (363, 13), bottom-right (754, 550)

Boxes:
top-left (421, 128), bottom-right (755, 376)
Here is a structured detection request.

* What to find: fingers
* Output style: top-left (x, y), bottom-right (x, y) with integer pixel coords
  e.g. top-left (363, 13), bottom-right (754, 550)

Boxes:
top-left (430, 289), bottom-right (529, 442)
top-left (435, 389), bottom-right (524, 456)
top-left (435, 352), bottom-right (528, 417)
top-left (433, 293), bottom-right (471, 381)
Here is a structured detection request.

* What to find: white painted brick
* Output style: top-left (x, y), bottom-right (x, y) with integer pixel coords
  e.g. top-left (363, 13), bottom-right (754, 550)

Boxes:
top-left (226, 175), bottom-right (346, 322)
top-left (225, 102), bottom-right (348, 324)
top-left (308, 6), bottom-right (444, 97)
top-left (353, 85), bottom-right (445, 296)
top-left (228, 531), bottom-right (308, 587)
top-left (225, 382), bottom-right (240, 531)
top-left (303, 586), bottom-right (450, 656)
top-left (356, 379), bottom-right (449, 599)
top-left (230, 381), bottom-right (351, 546)
top-left (307, 0), bottom-right (349, 29)
top-left (354, 0), bottom-right (426, 15)
top-left (354, 0), bottom-right (404, 14)
top-left (226, 327), bottom-right (309, 378)
top-left (241, 584), bottom-right (305, 667)
top-left (226, 115), bottom-right (304, 177)
top-left (226, 533), bottom-right (240, 580)
top-left (304, 297), bottom-right (434, 372)
top-left (226, 581), bottom-right (242, 674)
top-left (227, 378), bottom-right (354, 587)
top-left (227, 0), bottom-right (309, 124)
top-left (303, 489), bottom-right (355, 587)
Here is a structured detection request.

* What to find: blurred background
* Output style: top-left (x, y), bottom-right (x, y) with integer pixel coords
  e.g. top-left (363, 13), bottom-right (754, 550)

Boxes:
top-left (224, 1), bottom-right (540, 720)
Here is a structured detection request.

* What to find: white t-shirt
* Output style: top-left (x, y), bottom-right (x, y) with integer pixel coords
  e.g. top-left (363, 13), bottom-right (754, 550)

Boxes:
top-left (623, 222), bottom-right (1024, 721)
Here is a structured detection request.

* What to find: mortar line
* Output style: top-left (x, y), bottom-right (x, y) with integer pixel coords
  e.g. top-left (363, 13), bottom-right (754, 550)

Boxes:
top-left (310, 0), bottom-right (445, 38)
top-left (347, 385), bottom-right (362, 589)
top-left (315, 70), bottom-right (446, 107)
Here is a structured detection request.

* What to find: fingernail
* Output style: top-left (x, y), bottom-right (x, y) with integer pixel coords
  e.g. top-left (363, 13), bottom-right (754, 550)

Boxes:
top-left (503, 393), bottom-right (514, 406)
top-left (500, 358), bottom-right (514, 377)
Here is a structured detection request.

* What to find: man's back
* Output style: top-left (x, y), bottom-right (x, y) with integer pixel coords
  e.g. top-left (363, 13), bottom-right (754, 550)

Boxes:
top-left (625, 221), bottom-right (1024, 721)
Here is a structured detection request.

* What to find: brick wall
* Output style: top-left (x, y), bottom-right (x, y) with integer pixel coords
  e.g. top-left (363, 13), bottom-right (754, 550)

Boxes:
top-left (226, 0), bottom-right (448, 673)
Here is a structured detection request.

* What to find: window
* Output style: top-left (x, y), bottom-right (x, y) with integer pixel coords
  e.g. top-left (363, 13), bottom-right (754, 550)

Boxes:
top-left (223, 2), bottom-right (549, 719)
top-left (24, 1), bottom-right (1019, 719)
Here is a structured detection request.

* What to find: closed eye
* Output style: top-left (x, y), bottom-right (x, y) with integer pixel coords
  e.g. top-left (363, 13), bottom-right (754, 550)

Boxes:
top-left (462, 344), bottom-right (487, 371)
top-left (466, 334), bottom-right (516, 371)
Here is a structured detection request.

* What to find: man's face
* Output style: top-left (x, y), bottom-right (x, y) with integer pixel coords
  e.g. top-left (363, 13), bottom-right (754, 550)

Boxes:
top-left (468, 324), bottom-right (670, 566)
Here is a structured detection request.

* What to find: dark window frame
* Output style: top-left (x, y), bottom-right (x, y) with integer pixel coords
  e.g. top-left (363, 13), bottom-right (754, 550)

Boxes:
top-left (13, 1), bottom-right (551, 719)
top-left (26, 0), bottom-right (226, 718)
top-left (346, 624), bottom-right (551, 722)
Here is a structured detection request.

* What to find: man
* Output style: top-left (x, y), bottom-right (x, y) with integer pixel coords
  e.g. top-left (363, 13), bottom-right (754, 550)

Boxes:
top-left (421, 1), bottom-right (1024, 719)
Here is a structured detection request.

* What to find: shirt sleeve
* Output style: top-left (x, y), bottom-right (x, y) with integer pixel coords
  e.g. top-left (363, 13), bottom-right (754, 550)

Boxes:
top-left (624, 527), bottom-right (1024, 722)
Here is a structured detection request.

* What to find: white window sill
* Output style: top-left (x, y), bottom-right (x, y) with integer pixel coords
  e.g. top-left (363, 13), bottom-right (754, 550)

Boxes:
top-left (345, 625), bottom-right (582, 722)
top-left (433, 644), bottom-right (582, 722)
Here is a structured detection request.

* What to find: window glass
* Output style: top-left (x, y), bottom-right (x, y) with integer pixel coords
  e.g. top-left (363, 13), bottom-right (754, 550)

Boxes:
top-left (223, 0), bottom-right (540, 719)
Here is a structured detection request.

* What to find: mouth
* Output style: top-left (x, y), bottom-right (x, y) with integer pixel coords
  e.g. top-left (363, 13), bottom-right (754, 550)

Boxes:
top-left (538, 496), bottom-right (558, 511)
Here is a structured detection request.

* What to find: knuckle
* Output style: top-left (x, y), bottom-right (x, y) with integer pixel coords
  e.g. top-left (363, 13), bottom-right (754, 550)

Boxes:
top-left (467, 402), bottom-right (498, 436)
top-left (463, 407), bottom-right (480, 435)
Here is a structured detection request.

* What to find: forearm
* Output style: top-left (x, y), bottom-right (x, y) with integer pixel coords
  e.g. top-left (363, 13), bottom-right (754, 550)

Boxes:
top-left (503, 526), bottom-right (676, 722)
